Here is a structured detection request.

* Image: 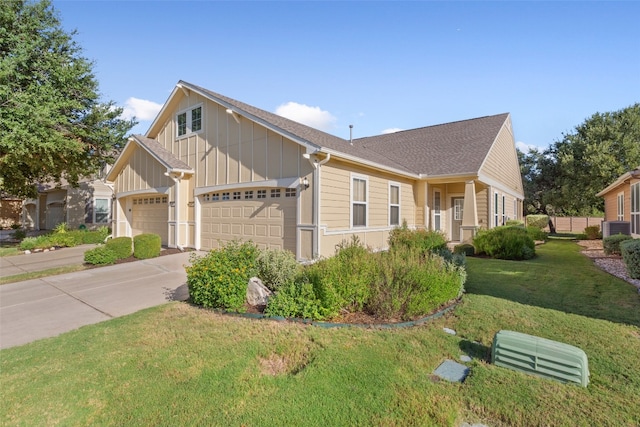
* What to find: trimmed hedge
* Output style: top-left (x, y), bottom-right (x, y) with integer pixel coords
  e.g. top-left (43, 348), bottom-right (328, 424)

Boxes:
top-left (453, 243), bottom-right (475, 256)
top-left (526, 215), bottom-right (549, 229)
top-left (84, 246), bottom-right (118, 265)
top-left (473, 226), bottom-right (535, 260)
top-left (620, 239), bottom-right (640, 279)
top-left (105, 237), bottom-right (133, 259)
top-left (134, 234), bottom-right (161, 259)
top-left (584, 225), bottom-right (601, 240)
top-left (603, 234), bottom-right (633, 256)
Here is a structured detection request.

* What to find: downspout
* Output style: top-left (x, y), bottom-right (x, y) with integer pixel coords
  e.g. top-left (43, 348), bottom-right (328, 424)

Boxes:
top-left (305, 153), bottom-right (330, 259)
top-left (164, 171), bottom-right (185, 251)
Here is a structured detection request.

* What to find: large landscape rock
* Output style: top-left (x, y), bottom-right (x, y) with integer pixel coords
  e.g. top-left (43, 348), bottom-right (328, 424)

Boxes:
top-left (247, 277), bottom-right (272, 306)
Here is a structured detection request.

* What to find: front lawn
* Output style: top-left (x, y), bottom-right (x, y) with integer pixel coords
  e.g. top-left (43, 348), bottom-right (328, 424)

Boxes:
top-left (1, 240), bottom-right (639, 426)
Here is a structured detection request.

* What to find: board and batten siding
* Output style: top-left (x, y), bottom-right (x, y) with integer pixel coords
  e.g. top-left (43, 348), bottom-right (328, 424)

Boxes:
top-left (479, 118), bottom-right (524, 197)
top-left (114, 146), bottom-right (174, 194)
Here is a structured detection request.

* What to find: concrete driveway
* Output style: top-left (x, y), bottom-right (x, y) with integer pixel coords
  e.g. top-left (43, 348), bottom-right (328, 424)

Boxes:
top-left (0, 249), bottom-right (201, 350)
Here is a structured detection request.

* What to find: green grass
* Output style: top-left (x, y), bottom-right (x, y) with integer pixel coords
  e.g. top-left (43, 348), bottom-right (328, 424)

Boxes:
top-left (1, 240), bottom-right (639, 426)
top-left (0, 265), bottom-right (88, 285)
top-left (0, 246), bottom-right (20, 257)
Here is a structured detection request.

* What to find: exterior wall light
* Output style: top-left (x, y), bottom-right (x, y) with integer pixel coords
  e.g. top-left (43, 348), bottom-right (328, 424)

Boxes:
top-left (301, 177), bottom-right (309, 189)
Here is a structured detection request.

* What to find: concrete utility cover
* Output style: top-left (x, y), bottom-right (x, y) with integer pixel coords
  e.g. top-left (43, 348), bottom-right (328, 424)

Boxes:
top-left (433, 359), bottom-right (470, 383)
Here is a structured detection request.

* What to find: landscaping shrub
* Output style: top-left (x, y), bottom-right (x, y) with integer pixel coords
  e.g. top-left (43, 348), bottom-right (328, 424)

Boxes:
top-left (526, 226), bottom-right (548, 241)
top-left (620, 239), bottom-right (640, 279)
top-left (48, 232), bottom-right (79, 248)
top-left (11, 228), bottom-right (26, 240)
top-left (84, 246), bottom-right (118, 265)
top-left (505, 219), bottom-right (525, 227)
top-left (526, 214), bottom-right (549, 229)
top-left (18, 237), bottom-right (38, 251)
top-left (314, 237), bottom-right (379, 312)
top-left (603, 234), bottom-right (633, 256)
top-left (133, 234), bottom-right (161, 259)
top-left (264, 280), bottom-right (329, 320)
top-left (80, 226), bottom-right (110, 244)
top-left (584, 225), bottom-right (601, 240)
top-left (473, 226), bottom-right (535, 260)
top-left (367, 247), bottom-right (466, 320)
top-left (186, 240), bottom-right (258, 311)
top-left (453, 243), bottom-right (475, 256)
top-left (388, 222), bottom-right (447, 253)
top-left (53, 222), bottom-right (69, 234)
top-left (255, 248), bottom-right (300, 291)
top-left (105, 237), bottom-right (133, 259)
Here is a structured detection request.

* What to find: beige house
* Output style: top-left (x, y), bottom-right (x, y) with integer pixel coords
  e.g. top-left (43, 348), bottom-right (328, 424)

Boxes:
top-left (596, 167), bottom-right (640, 237)
top-left (22, 178), bottom-right (113, 231)
top-left (106, 81), bottom-right (524, 260)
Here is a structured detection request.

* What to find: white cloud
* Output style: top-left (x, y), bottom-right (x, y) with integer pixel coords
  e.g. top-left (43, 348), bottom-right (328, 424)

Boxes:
top-left (275, 102), bottom-right (336, 132)
top-left (382, 128), bottom-right (404, 134)
top-left (516, 141), bottom-right (546, 153)
top-left (121, 97), bottom-right (163, 121)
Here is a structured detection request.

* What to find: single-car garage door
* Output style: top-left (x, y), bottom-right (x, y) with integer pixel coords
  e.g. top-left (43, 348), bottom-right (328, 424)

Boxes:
top-left (132, 195), bottom-right (169, 245)
top-left (201, 188), bottom-right (296, 253)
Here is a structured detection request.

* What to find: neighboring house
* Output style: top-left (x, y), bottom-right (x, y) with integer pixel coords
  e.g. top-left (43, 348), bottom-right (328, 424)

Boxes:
top-left (596, 166), bottom-right (640, 237)
top-left (105, 81), bottom-right (524, 260)
top-left (22, 177), bottom-right (113, 231)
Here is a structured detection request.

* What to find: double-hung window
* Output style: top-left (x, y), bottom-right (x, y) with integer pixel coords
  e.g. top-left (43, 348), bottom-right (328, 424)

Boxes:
top-left (502, 195), bottom-right (506, 225)
top-left (85, 198), bottom-right (110, 224)
top-left (352, 175), bottom-right (368, 227)
top-left (176, 105), bottom-right (202, 138)
top-left (494, 192), bottom-right (499, 227)
top-left (631, 182), bottom-right (640, 234)
top-left (389, 183), bottom-right (400, 226)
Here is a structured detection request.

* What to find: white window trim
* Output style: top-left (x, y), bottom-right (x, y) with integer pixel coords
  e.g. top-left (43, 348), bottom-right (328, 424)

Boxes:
top-left (494, 192), bottom-right (500, 227)
top-left (502, 195), bottom-right (507, 225)
top-left (433, 189), bottom-right (442, 232)
top-left (617, 191), bottom-right (625, 221)
top-left (176, 103), bottom-right (204, 139)
top-left (389, 181), bottom-right (401, 227)
top-left (350, 173), bottom-right (369, 228)
top-left (93, 197), bottom-right (111, 224)
top-left (631, 182), bottom-right (640, 234)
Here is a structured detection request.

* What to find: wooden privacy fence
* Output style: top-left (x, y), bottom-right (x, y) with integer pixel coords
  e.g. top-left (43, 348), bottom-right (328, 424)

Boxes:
top-left (525, 216), bottom-right (603, 233)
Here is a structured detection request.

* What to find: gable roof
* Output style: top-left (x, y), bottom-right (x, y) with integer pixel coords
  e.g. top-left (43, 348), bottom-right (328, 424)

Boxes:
top-left (141, 80), bottom-right (512, 180)
top-left (596, 166), bottom-right (640, 197)
top-left (355, 113), bottom-right (510, 176)
top-left (106, 134), bottom-right (193, 182)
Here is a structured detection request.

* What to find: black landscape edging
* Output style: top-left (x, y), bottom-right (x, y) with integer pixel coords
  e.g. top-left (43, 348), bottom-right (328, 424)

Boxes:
top-left (210, 299), bottom-right (460, 330)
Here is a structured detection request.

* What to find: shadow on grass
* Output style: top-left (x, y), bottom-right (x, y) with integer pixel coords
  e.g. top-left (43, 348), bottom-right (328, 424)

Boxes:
top-left (464, 240), bottom-right (640, 327)
top-left (459, 339), bottom-right (491, 362)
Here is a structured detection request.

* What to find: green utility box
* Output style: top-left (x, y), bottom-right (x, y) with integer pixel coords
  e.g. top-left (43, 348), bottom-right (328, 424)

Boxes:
top-left (491, 330), bottom-right (589, 387)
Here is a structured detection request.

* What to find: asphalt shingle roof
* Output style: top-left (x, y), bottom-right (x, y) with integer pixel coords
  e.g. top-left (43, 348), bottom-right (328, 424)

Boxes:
top-left (176, 81), bottom-right (509, 178)
top-left (132, 135), bottom-right (192, 172)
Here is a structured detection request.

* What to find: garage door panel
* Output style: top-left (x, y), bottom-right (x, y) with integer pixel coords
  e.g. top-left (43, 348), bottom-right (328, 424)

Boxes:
top-left (201, 194), bottom-right (296, 253)
top-left (132, 197), bottom-right (168, 245)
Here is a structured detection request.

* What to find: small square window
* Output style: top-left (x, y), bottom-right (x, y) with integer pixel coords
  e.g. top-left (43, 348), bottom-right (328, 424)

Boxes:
top-left (245, 191), bottom-right (254, 199)
top-left (176, 106), bottom-right (203, 138)
top-left (222, 192), bottom-right (230, 200)
top-left (204, 194), bottom-right (210, 202)
top-left (133, 199), bottom-right (138, 205)
top-left (149, 198), bottom-right (155, 204)
top-left (156, 197), bottom-right (161, 204)
top-left (271, 189), bottom-right (281, 198)
top-left (286, 188), bottom-right (296, 198)
top-left (162, 197), bottom-right (168, 203)
top-left (257, 190), bottom-right (266, 199)
top-left (233, 191), bottom-right (241, 200)
top-left (212, 193), bottom-right (220, 201)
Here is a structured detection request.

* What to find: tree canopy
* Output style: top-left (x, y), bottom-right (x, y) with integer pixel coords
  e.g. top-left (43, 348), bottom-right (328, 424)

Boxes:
top-left (0, 0), bottom-right (135, 198)
top-left (519, 103), bottom-right (640, 216)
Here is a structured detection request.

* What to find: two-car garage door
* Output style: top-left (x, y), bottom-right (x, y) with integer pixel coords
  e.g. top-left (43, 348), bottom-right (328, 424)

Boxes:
top-left (200, 188), bottom-right (296, 253)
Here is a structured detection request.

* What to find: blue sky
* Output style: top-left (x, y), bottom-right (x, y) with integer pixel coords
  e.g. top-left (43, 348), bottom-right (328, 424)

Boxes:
top-left (53, 1), bottom-right (639, 152)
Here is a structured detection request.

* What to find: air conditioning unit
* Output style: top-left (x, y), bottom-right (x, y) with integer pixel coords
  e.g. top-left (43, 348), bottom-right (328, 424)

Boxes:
top-left (601, 221), bottom-right (631, 238)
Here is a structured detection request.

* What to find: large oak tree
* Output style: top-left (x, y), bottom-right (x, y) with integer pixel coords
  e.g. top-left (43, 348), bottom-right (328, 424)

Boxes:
top-left (0, 0), bottom-right (135, 198)
top-left (519, 103), bottom-right (640, 217)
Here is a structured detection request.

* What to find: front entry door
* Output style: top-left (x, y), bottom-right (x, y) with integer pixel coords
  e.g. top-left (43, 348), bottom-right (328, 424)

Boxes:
top-left (452, 197), bottom-right (464, 241)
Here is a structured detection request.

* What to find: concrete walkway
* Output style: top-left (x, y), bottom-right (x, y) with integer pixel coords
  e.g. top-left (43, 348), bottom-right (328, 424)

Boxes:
top-left (0, 246), bottom-right (201, 349)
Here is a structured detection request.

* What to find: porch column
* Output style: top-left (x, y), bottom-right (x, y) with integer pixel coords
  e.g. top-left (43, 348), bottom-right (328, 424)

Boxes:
top-left (461, 180), bottom-right (479, 242)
